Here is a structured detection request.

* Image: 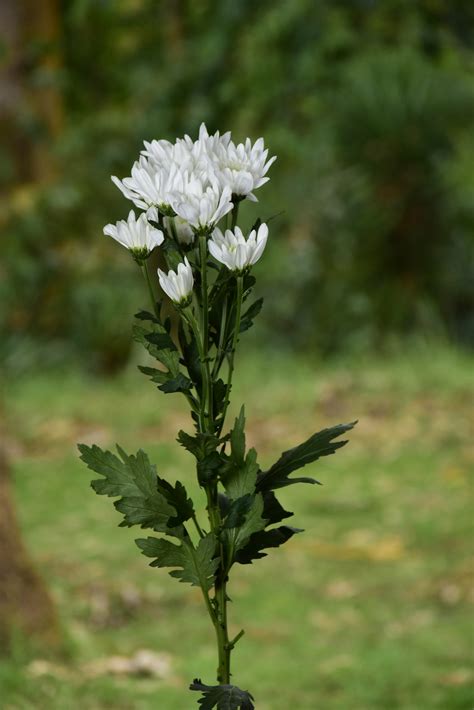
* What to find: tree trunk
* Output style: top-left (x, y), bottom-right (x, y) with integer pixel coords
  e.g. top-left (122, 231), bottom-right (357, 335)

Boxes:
top-left (0, 444), bottom-right (59, 651)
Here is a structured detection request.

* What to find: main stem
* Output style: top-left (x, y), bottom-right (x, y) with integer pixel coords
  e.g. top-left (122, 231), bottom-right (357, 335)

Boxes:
top-left (197, 233), bottom-right (233, 684)
top-left (199, 234), bottom-right (213, 428)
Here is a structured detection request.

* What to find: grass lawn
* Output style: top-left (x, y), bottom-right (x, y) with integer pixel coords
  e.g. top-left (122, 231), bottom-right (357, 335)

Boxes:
top-left (1, 344), bottom-right (473, 709)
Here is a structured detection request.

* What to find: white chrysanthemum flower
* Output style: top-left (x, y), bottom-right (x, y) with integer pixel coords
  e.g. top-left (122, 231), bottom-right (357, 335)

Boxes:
top-left (172, 178), bottom-right (233, 232)
top-left (209, 223), bottom-right (269, 272)
top-left (163, 216), bottom-right (195, 245)
top-left (215, 137), bottom-right (276, 201)
top-left (103, 210), bottom-right (164, 260)
top-left (158, 257), bottom-right (194, 304)
top-left (112, 160), bottom-right (184, 214)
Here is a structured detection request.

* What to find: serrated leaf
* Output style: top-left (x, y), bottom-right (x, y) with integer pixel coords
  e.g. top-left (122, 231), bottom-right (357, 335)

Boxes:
top-left (134, 309), bottom-right (160, 323)
top-left (257, 421), bottom-right (357, 492)
top-left (177, 431), bottom-right (219, 460)
top-left (190, 679), bottom-right (255, 709)
top-left (79, 444), bottom-right (155, 499)
top-left (222, 494), bottom-right (267, 566)
top-left (114, 493), bottom-right (175, 529)
top-left (229, 406), bottom-right (246, 465)
top-left (157, 479), bottom-right (194, 527)
top-left (223, 494), bottom-right (253, 529)
top-left (136, 533), bottom-right (218, 591)
top-left (197, 451), bottom-right (224, 485)
top-left (158, 372), bottom-right (193, 393)
top-left (137, 365), bottom-right (169, 385)
top-left (262, 490), bottom-right (293, 525)
top-left (222, 448), bottom-right (259, 500)
top-left (133, 320), bottom-right (180, 376)
top-left (235, 525), bottom-right (303, 564)
top-left (145, 331), bottom-right (177, 352)
top-left (78, 444), bottom-right (192, 534)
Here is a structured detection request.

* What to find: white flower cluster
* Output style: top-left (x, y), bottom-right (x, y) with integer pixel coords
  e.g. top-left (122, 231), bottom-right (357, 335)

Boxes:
top-left (104, 123), bottom-right (275, 302)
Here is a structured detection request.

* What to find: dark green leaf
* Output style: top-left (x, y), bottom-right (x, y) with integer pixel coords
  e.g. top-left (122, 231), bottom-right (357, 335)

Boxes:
top-left (145, 331), bottom-right (177, 351)
top-left (135, 309), bottom-right (160, 324)
top-left (177, 431), bottom-right (219, 461)
top-left (230, 406), bottom-right (246, 464)
top-left (239, 297), bottom-right (263, 333)
top-left (262, 490), bottom-right (293, 525)
top-left (197, 451), bottom-right (224, 486)
top-left (133, 321), bottom-right (180, 375)
top-left (190, 680), bottom-right (255, 710)
top-left (221, 494), bottom-right (267, 564)
top-left (257, 421), bottom-right (357, 492)
top-left (222, 448), bottom-right (259, 500)
top-left (213, 378), bottom-right (227, 417)
top-left (136, 533), bottom-right (218, 591)
top-left (137, 365), bottom-right (169, 385)
top-left (223, 494), bottom-right (253, 529)
top-left (78, 444), bottom-right (180, 533)
top-left (158, 372), bottom-right (192, 393)
top-left (235, 525), bottom-right (303, 564)
top-left (156, 479), bottom-right (194, 527)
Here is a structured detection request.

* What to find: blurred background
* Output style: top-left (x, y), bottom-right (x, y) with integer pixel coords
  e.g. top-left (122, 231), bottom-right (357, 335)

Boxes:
top-left (0, 2), bottom-right (473, 709)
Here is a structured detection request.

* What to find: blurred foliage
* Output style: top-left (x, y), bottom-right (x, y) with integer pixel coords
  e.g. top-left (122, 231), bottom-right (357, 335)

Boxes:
top-left (1, 0), bottom-right (473, 369)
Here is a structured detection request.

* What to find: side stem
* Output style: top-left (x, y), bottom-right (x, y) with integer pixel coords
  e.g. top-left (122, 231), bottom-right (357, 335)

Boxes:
top-left (218, 275), bottom-right (244, 435)
top-left (141, 261), bottom-right (159, 317)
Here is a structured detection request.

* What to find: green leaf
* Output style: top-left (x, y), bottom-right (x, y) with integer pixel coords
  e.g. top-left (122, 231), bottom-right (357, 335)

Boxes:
top-left (190, 680), bottom-right (255, 710)
top-left (79, 444), bottom-right (156, 498)
top-left (158, 372), bottom-right (193, 393)
top-left (229, 406), bottom-right (246, 465)
top-left (222, 448), bottom-right (259, 500)
top-left (135, 309), bottom-right (160, 323)
top-left (257, 421), bottom-right (357, 492)
top-left (136, 533), bottom-right (218, 591)
top-left (222, 494), bottom-right (267, 565)
top-left (177, 430), bottom-right (223, 485)
top-left (223, 494), bottom-right (253, 529)
top-left (239, 297), bottom-right (263, 333)
top-left (115, 493), bottom-right (175, 530)
top-left (261, 490), bottom-right (293, 525)
top-left (213, 378), bottom-right (227, 417)
top-left (177, 431), bottom-right (219, 460)
top-left (78, 444), bottom-right (193, 533)
top-left (157, 479), bottom-right (194, 528)
top-left (197, 451), bottom-right (224, 485)
top-left (145, 331), bottom-right (177, 352)
top-left (179, 320), bottom-right (202, 390)
top-left (137, 365), bottom-right (169, 385)
top-left (133, 321), bottom-right (180, 376)
top-left (235, 525), bottom-right (303, 565)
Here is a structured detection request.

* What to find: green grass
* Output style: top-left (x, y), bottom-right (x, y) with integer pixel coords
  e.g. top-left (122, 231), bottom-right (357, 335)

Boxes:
top-left (1, 344), bottom-right (473, 709)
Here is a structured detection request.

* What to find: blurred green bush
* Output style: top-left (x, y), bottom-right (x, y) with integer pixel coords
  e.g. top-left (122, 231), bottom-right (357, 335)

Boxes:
top-left (1, 0), bottom-right (473, 370)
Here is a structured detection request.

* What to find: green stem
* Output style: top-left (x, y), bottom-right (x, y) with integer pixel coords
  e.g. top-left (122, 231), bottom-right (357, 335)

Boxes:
top-left (212, 295), bottom-right (228, 379)
top-left (199, 234), bottom-right (214, 430)
top-left (219, 275), bottom-right (244, 435)
top-left (183, 309), bottom-right (209, 432)
top-left (231, 201), bottom-right (240, 230)
top-left (141, 261), bottom-right (159, 317)
top-left (205, 487), bottom-right (231, 684)
top-left (192, 513), bottom-right (205, 539)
